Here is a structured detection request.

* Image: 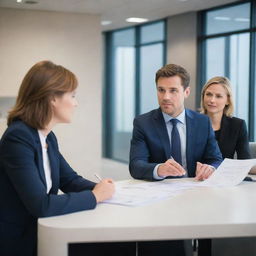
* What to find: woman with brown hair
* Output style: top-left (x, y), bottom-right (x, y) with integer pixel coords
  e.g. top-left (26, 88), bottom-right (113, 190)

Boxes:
top-left (0, 60), bottom-right (115, 256)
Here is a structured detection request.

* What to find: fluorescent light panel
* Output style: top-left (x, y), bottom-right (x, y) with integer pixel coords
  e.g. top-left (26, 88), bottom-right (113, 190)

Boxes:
top-left (101, 20), bottom-right (112, 26)
top-left (126, 17), bottom-right (148, 23)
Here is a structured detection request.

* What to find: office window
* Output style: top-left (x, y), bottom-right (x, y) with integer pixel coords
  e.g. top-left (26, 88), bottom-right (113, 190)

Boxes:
top-left (113, 29), bottom-right (135, 133)
top-left (104, 20), bottom-right (166, 162)
top-left (140, 43), bottom-right (164, 114)
top-left (254, 31), bottom-right (256, 135)
top-left (205, 38), bottom-right (225, 79)
top-left (199, 1), bottom-right (256, 140)
top-left (140, 22), bottom-right (165, 43)
top-left (205, 3), bottom-right (250, 35)
top-left (229, 33), bottom-right (250, 122)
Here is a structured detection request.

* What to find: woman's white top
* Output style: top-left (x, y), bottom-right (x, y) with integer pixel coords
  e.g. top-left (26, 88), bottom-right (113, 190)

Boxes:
top-left (38, 130), bottom-right (52, 193)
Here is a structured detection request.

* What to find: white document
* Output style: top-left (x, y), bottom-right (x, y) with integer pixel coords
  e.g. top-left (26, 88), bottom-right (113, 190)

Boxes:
top-left (199, 158), bottom-right (256, 187)
top-left (104, 159), bottom-right (256, 207)
top-left (104, 180), bottom-right (197, 207)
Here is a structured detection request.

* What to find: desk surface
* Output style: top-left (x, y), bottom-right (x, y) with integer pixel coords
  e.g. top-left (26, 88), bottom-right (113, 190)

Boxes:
top-left (38, 179), bottom-right (256, 256)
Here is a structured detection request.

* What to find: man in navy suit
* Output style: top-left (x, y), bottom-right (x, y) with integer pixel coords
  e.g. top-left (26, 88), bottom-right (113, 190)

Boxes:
top-left (130, 63), bottom-right (222, 181)
top-left (129, 64), bottom-right (222, 256)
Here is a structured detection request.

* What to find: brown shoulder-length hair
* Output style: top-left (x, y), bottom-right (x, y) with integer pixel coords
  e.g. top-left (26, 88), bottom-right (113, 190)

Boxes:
top-left (7, 60), bottom-right (78, 129)
top-left (200, 76), bottom-right (234, 117)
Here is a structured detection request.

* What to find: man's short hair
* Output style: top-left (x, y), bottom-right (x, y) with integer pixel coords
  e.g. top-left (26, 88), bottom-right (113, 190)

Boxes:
top-left (155, 64), bottom-right (190, 89)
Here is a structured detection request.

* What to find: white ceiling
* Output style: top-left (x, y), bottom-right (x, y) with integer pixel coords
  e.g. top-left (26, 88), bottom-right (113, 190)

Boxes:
top-left (0, 0), bottom-right (239, 31)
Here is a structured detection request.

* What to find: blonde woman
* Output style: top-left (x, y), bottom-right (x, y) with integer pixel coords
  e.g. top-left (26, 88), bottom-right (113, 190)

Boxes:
top-left (199, 76), bottom-right (251, 256)
top-left (201, 76), bottom-right (250, 159)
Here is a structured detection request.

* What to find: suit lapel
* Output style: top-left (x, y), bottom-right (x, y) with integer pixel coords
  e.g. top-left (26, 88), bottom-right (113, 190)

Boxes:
top-left (153, 108), bottom-right (171, 159)
top-left (219, 115), bottom-right (228, 143)
top-left (46, 137), bottom-right (59, 194)
top-left (35, 132), bottom-right (47, 189)
top-left (185, 109), bottom-right (194, 176)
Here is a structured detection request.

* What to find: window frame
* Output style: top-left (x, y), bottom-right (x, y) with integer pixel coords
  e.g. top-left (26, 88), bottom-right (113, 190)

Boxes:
top-left (197, 0), bottom-right (256, 141)
top-left (103, 19), bottom-right (167, 162)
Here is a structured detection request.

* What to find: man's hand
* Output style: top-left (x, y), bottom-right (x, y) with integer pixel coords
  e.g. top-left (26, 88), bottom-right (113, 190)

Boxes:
top-left (157, 158), bottom-right (186, 177)
top-left (195, 162), bottom-right (214, 181)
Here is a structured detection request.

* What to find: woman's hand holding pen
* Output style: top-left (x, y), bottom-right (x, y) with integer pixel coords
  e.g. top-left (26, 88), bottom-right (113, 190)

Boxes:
top-left (92, 178), bottom-right (115, 203)
top-left (157, 158), bottom-right (186, 177)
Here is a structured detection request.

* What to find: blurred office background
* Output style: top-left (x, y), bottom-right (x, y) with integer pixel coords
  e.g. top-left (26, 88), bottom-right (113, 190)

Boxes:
top-left (0, 0), bottom-right (255, 181)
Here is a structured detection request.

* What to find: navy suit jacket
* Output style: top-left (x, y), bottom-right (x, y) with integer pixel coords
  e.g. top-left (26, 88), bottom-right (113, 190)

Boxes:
top-left (0, 120), bottom-right (96, 256)
top-left (129, 108), bottom-right (223, 180)
top-left (217, 115), bottom-right (250, 159)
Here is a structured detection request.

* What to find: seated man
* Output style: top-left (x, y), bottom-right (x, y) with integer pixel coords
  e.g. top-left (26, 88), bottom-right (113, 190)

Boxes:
top-left (129, 63), bottom-right (222, 181)
top-left (129, 63), bottom-right (223, 256)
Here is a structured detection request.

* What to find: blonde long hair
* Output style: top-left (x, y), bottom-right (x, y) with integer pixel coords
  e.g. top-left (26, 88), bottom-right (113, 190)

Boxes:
top-left (200, 76), bottom-right (234, 117)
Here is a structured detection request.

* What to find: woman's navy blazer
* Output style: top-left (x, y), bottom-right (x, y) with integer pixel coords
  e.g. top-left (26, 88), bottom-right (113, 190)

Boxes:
top-left (0, 120), bottom-right (97, 256)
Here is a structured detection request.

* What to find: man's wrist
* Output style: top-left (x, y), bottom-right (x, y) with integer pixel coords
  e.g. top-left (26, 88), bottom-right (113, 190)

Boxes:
top-left (153, 164), bottom-right (166, 180)
top-left (209, 165), bottom-right (215, 171)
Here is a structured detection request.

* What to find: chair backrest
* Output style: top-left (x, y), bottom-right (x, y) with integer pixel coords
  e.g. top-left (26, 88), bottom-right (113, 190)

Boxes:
top-left (249, 142), bottom-right (256, 174)
top-left (249, 142), bottom-right (256, 159)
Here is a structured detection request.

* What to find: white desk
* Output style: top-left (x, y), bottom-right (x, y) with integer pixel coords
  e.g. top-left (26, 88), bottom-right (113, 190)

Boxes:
top-left (38, 179), bottom-right (256, 256)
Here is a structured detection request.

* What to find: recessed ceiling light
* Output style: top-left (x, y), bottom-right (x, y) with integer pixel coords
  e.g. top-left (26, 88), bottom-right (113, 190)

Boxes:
top-left (214, 16), bottom-right (231, 21)
top-left (16, 0), bottom-right (22, 2)
top-left (101, 20), bottom-right (112, 26)
top-left (126, 17), bottom-right (148, 23)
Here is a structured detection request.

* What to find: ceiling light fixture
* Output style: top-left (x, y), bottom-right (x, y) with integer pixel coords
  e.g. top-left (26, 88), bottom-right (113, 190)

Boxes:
top-left (101, 20), bottom-right (112, 26)
top-left (16, 0), bottom-right (22, 3)
top-left (126, 17), bottom-right (148, 23)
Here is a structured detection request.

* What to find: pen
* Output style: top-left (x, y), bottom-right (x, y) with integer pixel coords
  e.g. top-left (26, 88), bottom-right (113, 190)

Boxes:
top-left (94, 173), bottom-right (102, 182)
top-left (170, 155), bottom-right (186, 176)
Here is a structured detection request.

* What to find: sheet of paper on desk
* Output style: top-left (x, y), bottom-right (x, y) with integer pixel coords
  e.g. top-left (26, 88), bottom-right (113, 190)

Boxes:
top-left (104, 180), bottom-right (198, 207)
top-left (104, 159), bottom-right (256, 207)
top-left (199, 158), bottom-right (256, 187)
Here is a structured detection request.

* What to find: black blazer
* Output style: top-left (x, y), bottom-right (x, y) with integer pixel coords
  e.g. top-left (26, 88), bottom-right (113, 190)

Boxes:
top-left (0, 120), bottom-right (97, 256)
top-left (217, 115), bottom-right (250, 159)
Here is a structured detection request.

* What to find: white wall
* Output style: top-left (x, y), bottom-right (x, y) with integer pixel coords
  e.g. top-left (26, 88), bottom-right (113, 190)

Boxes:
top-left (0, 8), bottom-right (102, 179)
top-left (0, 8), bottom-right (200, 182)
top-left (167, 12), bottom-right (197, 111)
